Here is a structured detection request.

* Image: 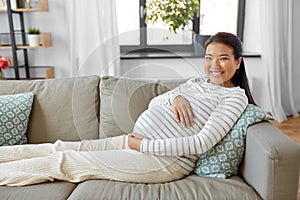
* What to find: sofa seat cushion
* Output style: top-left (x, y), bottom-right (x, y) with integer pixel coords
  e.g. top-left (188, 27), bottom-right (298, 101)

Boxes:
top-left (68, 175), bottom-right (261, 200)
top-left (0, 181), bottom-right (76, 200)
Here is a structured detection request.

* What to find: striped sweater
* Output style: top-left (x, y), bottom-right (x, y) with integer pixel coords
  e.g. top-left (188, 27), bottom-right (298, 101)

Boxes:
top-left (133, 77), bottom-right (248, 159)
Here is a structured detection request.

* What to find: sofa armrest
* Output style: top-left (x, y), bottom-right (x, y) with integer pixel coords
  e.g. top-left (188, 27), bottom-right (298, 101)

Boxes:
top-left (240, 121), bottom-right (300, 200)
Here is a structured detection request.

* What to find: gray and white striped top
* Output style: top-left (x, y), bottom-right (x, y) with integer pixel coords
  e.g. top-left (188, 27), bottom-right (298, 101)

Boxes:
top-left (133, 77), bottom-right (247, 159)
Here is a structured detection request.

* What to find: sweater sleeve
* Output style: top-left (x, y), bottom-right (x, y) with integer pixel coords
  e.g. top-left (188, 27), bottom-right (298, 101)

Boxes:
top-left (140, 89), bottom-right (248, 157)
top-left (148, 80), bottom-right (192, 108)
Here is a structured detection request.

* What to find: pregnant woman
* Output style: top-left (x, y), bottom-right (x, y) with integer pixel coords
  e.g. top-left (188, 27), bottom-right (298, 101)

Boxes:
top-left (0, 32), bottom-right (254, 186)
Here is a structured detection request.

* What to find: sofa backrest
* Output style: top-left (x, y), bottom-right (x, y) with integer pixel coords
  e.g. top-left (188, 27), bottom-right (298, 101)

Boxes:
top-left (99, 76), bottom-right (188, 138)
top-left (0, 76), bottom-right (100, 143)
top-left (0, 75), bottom-right (189, 143)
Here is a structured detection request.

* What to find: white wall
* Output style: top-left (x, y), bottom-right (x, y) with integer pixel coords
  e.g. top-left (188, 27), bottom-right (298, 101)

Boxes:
top-left (0, 0), bottom-right (299, 112)
top-left (118, 58), bottom-right (204, 80)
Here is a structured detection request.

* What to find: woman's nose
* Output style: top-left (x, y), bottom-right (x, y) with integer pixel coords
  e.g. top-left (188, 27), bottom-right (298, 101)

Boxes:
top-left (212, 58), bottom-right (220, 67)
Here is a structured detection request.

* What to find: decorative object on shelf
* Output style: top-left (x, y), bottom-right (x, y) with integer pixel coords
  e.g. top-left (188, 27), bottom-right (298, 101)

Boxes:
top-left (0, 0), bottom-right (18, 9)
top-left (27, 27), bottom-right (40, 47)
top-left (0, 56), bottom-right (13, 80)
top-left (24, 0), bottom-right (31, 8)
top-left (144, 0), bottom-right (199, 33)
top-left (0, 0), bottom-right (7, 9)
top-left (29, 0), bottom-right (39, 8)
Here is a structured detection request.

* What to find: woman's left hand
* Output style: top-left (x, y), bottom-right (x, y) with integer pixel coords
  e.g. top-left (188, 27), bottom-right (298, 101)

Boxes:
top-left (128, 132), bottom-right (144, 151)
top-left (172, 95), bottom-right (194, 127)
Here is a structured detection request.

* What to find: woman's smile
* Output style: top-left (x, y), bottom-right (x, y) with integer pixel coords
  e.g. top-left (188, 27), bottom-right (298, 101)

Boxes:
top-left (210, 70), bottom-right (223, 77)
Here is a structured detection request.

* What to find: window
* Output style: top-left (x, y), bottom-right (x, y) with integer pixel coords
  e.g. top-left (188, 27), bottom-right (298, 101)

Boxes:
top-left (116, 0), bottom-right (245, 54)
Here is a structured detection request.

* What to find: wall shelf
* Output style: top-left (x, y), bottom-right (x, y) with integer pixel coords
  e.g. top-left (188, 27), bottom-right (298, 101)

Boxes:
top-left (0, 32), bottom-right (52, 49)
top-left (3, 66), bottom-right (55, 79)
top-left (0, 0), bottom-right (53, 80)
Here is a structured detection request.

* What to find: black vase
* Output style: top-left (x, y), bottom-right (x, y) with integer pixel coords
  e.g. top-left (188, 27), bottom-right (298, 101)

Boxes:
top-left (193, 34), bottom-right (210, 57)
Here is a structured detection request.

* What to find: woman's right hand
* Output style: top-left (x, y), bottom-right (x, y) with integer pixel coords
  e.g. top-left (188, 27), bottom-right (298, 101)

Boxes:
top-left (172, 95), bottom-right (194, 128)
top-left (128, 133), bottom-right (144, 151)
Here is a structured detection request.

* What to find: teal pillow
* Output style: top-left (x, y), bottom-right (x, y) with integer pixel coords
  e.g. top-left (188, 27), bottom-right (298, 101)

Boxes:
top-left (0, 92), bottom-right (34, 146)
top-left (194, 104), bottom-right (273, 178)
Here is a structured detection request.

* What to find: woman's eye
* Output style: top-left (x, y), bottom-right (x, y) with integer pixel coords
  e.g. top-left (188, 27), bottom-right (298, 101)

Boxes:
top-left (205, 56), bottom-right (212, 61)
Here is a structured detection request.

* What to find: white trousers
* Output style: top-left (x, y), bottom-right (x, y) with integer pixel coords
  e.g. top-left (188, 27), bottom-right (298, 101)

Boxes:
top-left (0, 135), bottom-right (189, 186)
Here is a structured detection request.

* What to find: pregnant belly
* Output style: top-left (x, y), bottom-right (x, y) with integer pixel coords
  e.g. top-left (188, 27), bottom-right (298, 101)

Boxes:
top-left (133, 105), bottom-right (203, 140)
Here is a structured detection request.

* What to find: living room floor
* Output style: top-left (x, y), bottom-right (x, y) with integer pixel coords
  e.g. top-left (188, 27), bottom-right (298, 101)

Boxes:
top-left (270, 114), bottom-right (300, 200)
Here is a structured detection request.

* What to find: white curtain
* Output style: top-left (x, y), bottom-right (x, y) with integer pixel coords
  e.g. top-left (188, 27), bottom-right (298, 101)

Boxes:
top-left (64, 0), bottom-right (120, 77)
top-left (259, 0), bottom-right (298, 122)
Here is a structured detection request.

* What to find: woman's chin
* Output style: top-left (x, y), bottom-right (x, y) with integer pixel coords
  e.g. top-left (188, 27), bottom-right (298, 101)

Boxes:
top-left (209, 78), bottom-right (225, 86)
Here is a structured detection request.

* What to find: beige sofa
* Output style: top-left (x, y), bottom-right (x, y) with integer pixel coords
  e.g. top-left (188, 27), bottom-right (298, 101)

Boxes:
top-left (0, 76), bottom-right (299, 200)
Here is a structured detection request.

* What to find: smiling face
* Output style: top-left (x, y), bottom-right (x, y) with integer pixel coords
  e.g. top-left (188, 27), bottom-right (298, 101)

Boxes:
top-left (204, 42), bottom-right (242, 87)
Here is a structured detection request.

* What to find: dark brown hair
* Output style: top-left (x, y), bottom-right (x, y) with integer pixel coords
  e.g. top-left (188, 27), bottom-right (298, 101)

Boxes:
top-left (205, 32), bottom-right (256, 105)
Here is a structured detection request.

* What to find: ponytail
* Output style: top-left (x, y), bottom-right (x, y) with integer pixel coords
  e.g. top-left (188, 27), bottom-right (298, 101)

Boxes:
top-left (231, 59), bottom-right (256, 105)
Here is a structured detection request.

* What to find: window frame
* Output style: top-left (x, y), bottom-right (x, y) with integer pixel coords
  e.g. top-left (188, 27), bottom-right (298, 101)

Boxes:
top-left (120, 0), bottom-right (246, 55)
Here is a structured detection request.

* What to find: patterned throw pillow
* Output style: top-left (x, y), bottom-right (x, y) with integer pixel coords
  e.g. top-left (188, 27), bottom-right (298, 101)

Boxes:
top-left (194, 104), bottom-right (273, 178)
top-left (0, 92), bottom-right (34, 146)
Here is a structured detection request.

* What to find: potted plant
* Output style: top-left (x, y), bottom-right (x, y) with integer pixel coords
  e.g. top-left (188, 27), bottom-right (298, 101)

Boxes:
top-left (144, 0), bottom-right (208, 54)
top-left (27, 27), bottom-right (40, 47)
top-left (144, 0), bottom-right (199, 34)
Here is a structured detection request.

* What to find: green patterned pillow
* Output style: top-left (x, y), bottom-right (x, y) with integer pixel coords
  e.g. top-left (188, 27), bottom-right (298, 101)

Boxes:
top-left (194, 104), bottom-right (273, 178)
top-left (0, 92), bottom-right (34, 146)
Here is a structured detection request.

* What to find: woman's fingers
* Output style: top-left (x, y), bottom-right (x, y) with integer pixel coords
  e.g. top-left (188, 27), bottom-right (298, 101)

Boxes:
top-left (182, 110), bottom-right (190, 127)
top-left (172, 96), bottom-right (194, 127)
top-left (172, 106), bottom-right (180, 123)
top-left (179, 106), bottom-right (193, 127)
top-left (186, 107), bottom-right (194, 126)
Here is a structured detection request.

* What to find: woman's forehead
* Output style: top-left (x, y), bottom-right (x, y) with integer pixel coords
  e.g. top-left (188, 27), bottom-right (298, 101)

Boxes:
top-left (206, 42), bottom-right (234, 55)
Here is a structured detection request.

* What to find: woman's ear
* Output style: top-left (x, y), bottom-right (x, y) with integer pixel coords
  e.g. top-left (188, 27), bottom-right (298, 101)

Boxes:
top-left (236, 57), bottom-right (242, 69)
